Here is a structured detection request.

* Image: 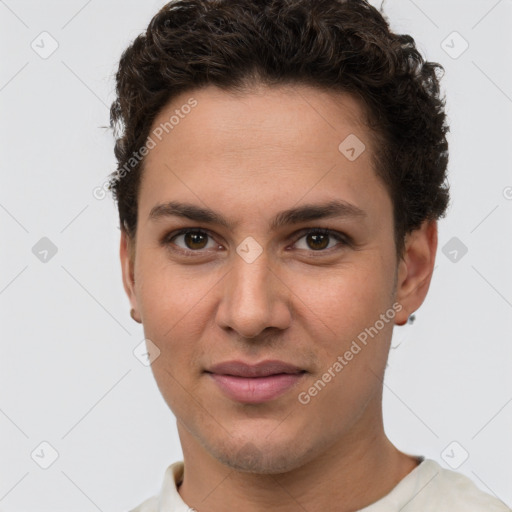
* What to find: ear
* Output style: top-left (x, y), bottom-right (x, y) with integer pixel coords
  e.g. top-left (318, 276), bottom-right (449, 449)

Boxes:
top-left (120, 229), bottom-right (140, 319)
top-left (394, 220), bottom-right (438, 325)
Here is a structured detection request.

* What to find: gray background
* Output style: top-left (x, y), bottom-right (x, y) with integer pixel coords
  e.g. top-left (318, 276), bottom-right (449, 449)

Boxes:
top-left (1, 0), bottom-right (511, 510)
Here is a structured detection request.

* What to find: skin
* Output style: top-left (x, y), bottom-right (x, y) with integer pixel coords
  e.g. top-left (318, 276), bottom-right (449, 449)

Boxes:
top-left (120, 84), bottom-right (438, 511)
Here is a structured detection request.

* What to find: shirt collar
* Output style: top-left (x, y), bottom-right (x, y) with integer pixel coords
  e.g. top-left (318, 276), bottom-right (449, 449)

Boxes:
top-left (158, 461), bottom-right (193, 512)
top-left (157, 457), bottom-right (434, 512)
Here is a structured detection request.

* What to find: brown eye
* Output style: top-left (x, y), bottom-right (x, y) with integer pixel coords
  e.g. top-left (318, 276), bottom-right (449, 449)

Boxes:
top-left (167, 229), bottom-right (217, 252)
top-left (183, 231), bottom-right (208, 250)
top-left (294, 229), bottom-right (347, 252)
top-left (305, 232), bottom-right (330, 250)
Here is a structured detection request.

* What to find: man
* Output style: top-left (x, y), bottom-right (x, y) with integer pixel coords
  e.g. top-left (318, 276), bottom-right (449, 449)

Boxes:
top-left (108, 0), bottom-right (510, 510)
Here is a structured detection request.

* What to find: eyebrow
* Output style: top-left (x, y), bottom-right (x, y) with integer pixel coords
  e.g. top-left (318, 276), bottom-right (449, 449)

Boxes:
top-left (148, 199), bottom-right (366, 231)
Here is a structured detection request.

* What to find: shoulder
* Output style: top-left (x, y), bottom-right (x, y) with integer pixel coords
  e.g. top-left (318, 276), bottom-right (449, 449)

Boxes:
top-left (414, 459), bottom-right (510, 511)
top-left (127, 461), bottom-right (187, 512)
top-left (128, 495), bottom-right (158, 512)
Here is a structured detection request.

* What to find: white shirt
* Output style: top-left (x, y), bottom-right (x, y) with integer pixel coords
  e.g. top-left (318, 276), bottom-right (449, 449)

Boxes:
top-left (130, 458), bottom-right (511, 511)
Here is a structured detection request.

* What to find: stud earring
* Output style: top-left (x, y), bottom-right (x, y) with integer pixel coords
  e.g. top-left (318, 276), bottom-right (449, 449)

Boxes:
top-left (396, 314), bottom-right (415, 326)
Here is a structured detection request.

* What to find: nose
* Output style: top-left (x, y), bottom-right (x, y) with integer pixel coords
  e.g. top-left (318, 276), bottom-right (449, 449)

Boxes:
top-left (215, 252), bottom-right (292, 339)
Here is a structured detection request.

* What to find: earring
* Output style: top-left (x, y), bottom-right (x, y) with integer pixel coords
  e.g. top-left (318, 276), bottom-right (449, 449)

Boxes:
top-left (396, 314), bottom-right (415, 326)
top-left (130, 308), bottom-right (142, 324)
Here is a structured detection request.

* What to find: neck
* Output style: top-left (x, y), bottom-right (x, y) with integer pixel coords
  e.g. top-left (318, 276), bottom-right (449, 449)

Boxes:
top-left (177, 399), bottom-right (419, 512)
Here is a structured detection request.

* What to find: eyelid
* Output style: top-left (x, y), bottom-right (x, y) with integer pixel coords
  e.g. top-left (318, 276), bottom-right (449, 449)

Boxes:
top-left (161, 227), bottom-right (352, 255)
top-left (162, 228), bottom-right (222, 255)
top-left (290, 227), bottom-right (350, 245)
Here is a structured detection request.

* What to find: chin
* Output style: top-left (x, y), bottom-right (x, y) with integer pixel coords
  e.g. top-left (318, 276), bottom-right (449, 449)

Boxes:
top-left (203, 432), bottom-right (316, 474)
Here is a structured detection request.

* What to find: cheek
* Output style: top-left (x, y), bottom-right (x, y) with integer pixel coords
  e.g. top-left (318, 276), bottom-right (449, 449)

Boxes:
top-left (135, 245), bottom-right (218, 325)
top-left (136, 259), bottom-right (213, 413)
top-left (134, 254), bottom-right (202, 357)
top-left (290, 259), bottom-right (394, 342)
top-left (293, 267), bottom-right (394, 422)
top-left (289, 259), bottom-right (396, 413)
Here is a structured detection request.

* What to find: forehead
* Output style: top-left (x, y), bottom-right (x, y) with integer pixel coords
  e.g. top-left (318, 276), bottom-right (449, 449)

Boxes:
top-left (147, 83), bottom-right (371, 163)
top-left (138, 84), bottom-right (390, 229)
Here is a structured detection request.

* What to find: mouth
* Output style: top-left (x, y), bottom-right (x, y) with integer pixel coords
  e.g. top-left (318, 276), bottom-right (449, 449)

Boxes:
top-left (205, 360), bottom-right (307, 404)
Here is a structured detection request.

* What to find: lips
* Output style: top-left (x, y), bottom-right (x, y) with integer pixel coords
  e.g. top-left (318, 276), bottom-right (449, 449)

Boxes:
top-left (208, 360), bottom-right (304, 377)
top-left (206, 360), bottom-right (306, 404)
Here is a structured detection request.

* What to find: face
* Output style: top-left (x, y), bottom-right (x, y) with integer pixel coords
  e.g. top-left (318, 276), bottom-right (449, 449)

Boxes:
top-left (121, 84), bottom-right (435, 473)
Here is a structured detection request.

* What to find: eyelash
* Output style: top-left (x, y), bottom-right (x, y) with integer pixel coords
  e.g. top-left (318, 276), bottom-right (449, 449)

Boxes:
top-left (161, 227), bottom-right (351, 257)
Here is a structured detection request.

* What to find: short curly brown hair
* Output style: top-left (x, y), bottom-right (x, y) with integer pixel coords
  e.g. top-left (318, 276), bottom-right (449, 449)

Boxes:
top-left (109, 0), bottom-right (450, 258)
